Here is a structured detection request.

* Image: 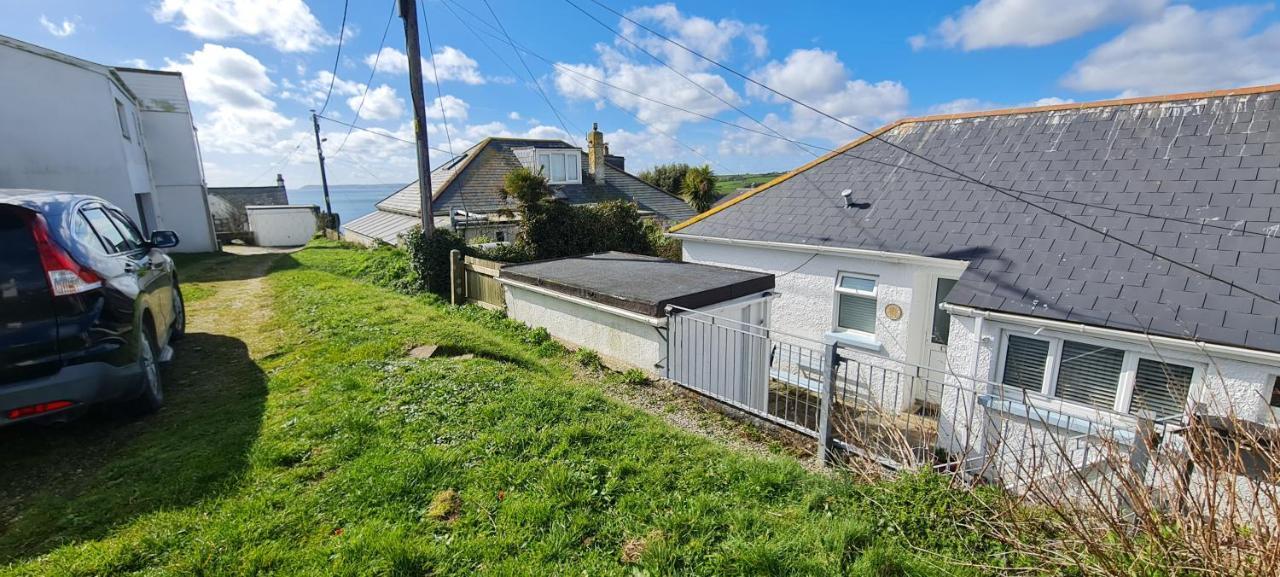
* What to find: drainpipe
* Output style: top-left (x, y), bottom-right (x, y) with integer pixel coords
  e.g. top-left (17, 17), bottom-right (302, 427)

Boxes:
top-left (971, 315), bottom-right (985, 383)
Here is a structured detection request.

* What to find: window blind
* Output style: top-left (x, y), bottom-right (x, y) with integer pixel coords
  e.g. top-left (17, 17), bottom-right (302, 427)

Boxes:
top-left (1129, 359), bottom-right (1193, 419)
top-left (1055, 340), bottom-right (1124, 409)
top-left (837, 293), bottom-right (876, 333)
top-left (550, 154), bottom-right (566, 181)
top-left (1002, 335), bottom-right (1050, 391)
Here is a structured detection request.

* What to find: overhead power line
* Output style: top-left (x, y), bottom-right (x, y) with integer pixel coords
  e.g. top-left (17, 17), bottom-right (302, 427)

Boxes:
top-left (334, 0), bottom-right (399, 157)
top-left (444, 0), bottom-right (1277, 239)
top-left (420, 0), bottom-right (455, 156)
top-left (244, 138), bottom-right (306, 186)
top-left (316, 114), bottom-right (457, 158)
top-left (480, 0), bottom-right (581, 146)
top-left (582, 0), bottom-right (1280, 307)
top-left (440, 0), bottom-right (732, 175)
top-left (318, 0), bottom-right (352, 115)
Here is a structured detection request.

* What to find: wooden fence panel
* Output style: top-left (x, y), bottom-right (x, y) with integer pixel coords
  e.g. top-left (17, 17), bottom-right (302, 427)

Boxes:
top-left (453, 253), bottom-right (505, 309)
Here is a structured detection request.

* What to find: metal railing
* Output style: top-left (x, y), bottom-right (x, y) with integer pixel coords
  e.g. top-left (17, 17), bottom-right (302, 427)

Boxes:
top-left (662, 305), bottom-right (1170, 491)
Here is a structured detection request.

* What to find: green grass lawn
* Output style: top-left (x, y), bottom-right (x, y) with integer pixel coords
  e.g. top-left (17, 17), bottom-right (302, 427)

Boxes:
top-left (714, 172), bottom-right (784, 196)
top-left (0, 243), bottom-right (1019, 576)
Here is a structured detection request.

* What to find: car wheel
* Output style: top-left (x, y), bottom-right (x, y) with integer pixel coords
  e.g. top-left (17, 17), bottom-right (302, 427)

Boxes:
top-left (131, 326), bottom-right (164, 415)
top-left (170, 285), bottom-right (186, 341)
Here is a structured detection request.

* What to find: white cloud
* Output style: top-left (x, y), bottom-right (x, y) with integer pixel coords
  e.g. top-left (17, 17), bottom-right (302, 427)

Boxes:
top-left (349, 85), bottom-right (404, 121)
top-left (745, 48), bottom-right (908, 144)
top-left (554, 44), bottom-right (742, 132)
top-left (164, 43), bottom-right (295, 154)
top-left (916, 0), bottom-right (1165, 51)
top-left (39, 15), bottom-right (77, 37)
top-left (508, 111), bottom-right (522, 121)
top-left (1064, 5), bottom-right (1280, 95)
top-left (364, 46), bottom-right (407, 74)
top-left (364, 45), bottom-right (486, 85)
top-left (618, 3), bottom-right (768, 72)
top-left (152, 0), bottom-right (335, 53)
top-left (926, 96), bottom-right (1074, 115)
top-left (425, 95), bottom-right (469, 122)
top-left (283, 70), bottom-right (366, 109)
top-left (427, 46), bottom-right (485, 85)
top-left (120, 58), bottom-right (151, 69)
top-left (552, 3), bottom-right (771, 134)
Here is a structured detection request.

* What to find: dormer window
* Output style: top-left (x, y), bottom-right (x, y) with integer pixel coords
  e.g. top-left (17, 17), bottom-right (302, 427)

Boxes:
top-left (536, 150), bottom-right (581, 184)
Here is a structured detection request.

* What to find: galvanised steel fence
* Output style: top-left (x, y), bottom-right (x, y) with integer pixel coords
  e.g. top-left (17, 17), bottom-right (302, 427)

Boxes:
top-left (663, 305), bottom-right (1180, 491)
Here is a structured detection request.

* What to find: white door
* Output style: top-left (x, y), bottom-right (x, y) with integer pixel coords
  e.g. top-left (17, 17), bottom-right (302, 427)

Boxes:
top-left (920, 277), bottom-right (958, 407)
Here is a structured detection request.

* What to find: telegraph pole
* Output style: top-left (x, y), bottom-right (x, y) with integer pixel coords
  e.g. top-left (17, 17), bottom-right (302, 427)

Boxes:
top-left (309, 110), bottom-right (334, 227)
top-left (399, 0), bottom-right (434, 233)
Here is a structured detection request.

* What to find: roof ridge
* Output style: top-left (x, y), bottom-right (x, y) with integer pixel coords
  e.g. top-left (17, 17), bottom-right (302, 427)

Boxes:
top-left (905, 82), bottom-right (1280, 124)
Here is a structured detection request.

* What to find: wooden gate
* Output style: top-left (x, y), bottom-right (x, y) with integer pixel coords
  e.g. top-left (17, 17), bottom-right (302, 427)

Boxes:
top-left (449, 251), bottom-right (505, 309)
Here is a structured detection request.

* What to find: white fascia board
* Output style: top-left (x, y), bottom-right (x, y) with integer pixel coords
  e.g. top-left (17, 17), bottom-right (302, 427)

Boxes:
top-left (498, 278), bottom-right (668, 327)
top-left (942, 303), bottom-right (1280, 366)
top-left (670, 233), bottom-right (970, 270)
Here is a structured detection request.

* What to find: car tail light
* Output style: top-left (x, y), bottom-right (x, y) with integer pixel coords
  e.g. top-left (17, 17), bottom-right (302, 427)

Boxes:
top-left (7, 400), bottom-right (74, 420)
top-left (26, 212), bottom-right (103, 296)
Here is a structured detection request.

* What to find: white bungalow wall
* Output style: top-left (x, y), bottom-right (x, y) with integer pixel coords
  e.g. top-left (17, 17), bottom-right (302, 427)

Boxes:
top-left (939, 311), bottom-right (1280, 479)
top-left (681, 239), bottom-right (966, 412)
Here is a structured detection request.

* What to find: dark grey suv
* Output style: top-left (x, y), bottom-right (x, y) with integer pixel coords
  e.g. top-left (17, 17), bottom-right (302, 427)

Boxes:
top-left (0, 189), bottom-right (185, 424)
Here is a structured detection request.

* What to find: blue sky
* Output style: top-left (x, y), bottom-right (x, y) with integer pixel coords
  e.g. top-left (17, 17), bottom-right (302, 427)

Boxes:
top-left (5, 0), bottom-right (1280, 187)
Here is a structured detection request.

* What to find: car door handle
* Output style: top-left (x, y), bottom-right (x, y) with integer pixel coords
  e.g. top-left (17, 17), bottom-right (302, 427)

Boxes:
top-left (123, 261), bottom-right (140, 273)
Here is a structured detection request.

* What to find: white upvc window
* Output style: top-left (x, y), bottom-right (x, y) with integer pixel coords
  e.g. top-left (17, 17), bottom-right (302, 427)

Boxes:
top-left (535, 150), bottom-right (581, 184)
top-left (833, 272), bottom-right (878, 337)
top-left (996, 330), bottom-right (1200, 420)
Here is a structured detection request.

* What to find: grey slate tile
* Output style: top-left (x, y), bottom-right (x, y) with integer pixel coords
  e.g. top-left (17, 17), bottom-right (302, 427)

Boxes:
top-left (679, 90), bottom-right (1280, 353)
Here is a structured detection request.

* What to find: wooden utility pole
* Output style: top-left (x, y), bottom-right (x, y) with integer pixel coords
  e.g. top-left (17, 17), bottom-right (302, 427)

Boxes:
top-left (309, 110), bottom-right (335, 228)
top-left (399, 0), bottom-right (434, 233)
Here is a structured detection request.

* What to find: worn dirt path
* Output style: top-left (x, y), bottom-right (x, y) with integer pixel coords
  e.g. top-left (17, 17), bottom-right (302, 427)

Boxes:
top-left (0, 251), bottom-right (286, 558)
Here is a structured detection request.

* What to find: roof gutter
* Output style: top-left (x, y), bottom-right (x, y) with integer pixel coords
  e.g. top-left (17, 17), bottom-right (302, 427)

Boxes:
top-left (941, 303), bottom-right (1280, 366)
top-left (497, 277), bottom-right (668, 327)
top-left (670, 233), bottom-right (970, 270)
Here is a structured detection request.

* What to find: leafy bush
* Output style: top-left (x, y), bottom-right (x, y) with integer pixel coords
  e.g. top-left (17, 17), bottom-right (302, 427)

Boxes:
top-left (522, 326), bottom-right (551, 346)
top-left (403, 226), bottom-right (467, 295)
top-left (498, 167), bottom-right (665, 261)
top-left (620, 369), bottom-right (649, 387)
top-left (475, 241), bottom-right (534, 263)
top-left (638, 163), bottom-right (691, 196)
top-left (574, 348), bottom-right (603, 372)
top-left (644, 219), bottom-right (682, 262)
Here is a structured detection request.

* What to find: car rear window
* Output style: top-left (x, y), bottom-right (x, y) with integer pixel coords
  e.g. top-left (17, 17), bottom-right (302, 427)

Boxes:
top-left (83, 207), bottom-right (135, 253)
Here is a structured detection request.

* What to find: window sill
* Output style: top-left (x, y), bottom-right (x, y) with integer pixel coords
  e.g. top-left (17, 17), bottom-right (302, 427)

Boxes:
top-left (977, 395), bottom-right (1138, 445)
top-left (825, 331), bottom-right (883, 352)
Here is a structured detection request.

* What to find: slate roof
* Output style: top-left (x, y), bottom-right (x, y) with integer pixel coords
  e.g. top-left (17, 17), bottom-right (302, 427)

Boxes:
top-left (673, 85), bottom-right (1280, 354)
top-left (348, 137), bottom-right (694, 242)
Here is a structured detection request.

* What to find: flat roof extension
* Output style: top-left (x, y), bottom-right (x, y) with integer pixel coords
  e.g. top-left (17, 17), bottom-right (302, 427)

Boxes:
top-left (499, 252), bottom-right (775, 317)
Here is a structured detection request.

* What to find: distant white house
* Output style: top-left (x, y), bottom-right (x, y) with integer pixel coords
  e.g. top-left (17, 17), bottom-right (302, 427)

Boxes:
top-left (0, 35), bottom-right (217, 252)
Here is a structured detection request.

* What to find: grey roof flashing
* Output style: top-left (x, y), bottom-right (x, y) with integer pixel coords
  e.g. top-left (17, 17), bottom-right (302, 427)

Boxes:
top-left (499, 252), bottom-right (775, 317)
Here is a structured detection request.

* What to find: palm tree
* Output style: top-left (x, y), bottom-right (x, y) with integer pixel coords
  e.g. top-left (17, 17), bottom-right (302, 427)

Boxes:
top-left (680, 164), bottom-right (717, 213)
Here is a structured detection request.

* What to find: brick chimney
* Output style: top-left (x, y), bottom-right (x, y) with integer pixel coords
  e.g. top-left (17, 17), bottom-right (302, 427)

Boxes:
top-left (587, 122), bottom-right (606, 185)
